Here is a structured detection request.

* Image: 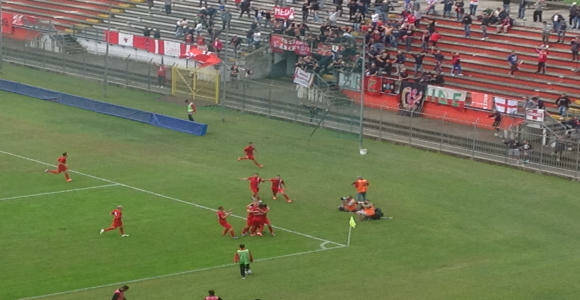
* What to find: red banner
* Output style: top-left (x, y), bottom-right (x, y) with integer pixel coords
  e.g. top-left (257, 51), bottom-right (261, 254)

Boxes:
top-left (270, 34), bottom-right (311, 56)
top-left (1, 12), bottom-right (13, 34)
top-left (274, 6), bottom-right (295, 20)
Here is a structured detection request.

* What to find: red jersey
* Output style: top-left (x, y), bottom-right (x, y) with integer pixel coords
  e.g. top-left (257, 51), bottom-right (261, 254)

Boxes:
top-left (536, 50), bottom-right (548, 63)
top-left (269, 178), bottom-right (284, 190)
top-left (217, 210), bottom-right (228, 223)
top-left (244, 145), bottom-right (255, 156)
top-left (205, 296), bottom-right (220, 300)
top-left (111, 209), bottom-right (122, 223)
top-left (157, 66), bottom-right (166, 77)
top-left (57, 156), bottom-right (67, 165)
top-left (248, 175), bottom-right (262, 189)
top-left (112, 289), bottom-right (125, 300)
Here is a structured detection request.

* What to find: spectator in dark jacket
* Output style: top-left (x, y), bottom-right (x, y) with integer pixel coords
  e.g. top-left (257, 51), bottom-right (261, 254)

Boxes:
top-left (462, 14), bottom-right (472, 37)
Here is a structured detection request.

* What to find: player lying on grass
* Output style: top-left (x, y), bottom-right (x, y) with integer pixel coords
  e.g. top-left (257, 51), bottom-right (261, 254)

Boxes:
top-left (237, 142), bottom-right (263, 168)
top-left (217, 206), bottom-right (238, 238)
top-left (44, 152), bottom-right (72, 182)
top-left (100, 205), bottom-right (129, 237)
top-left (268, 175), bottom-right (292, 203)
top-left (338, 196), bottom-right (359, 212)
top-left (241, 173), bottom-right (264, 200)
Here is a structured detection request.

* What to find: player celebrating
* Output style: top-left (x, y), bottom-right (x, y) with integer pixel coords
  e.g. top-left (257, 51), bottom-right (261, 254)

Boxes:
top-left (268, 175), bottom-right (292, 203)
top-left (241, 198), bottom-right (259, 237)
top-left (217, 206), bottom-right (237, 238)
top-left (241, 173), bottom-right (264, 200)
top-left (237, 142), bottom-right (263, 168)
top-left (44, 152), bottom-right (72, 182)
top-left (100, 205), bottom-right (129, 237)
top-left (254, 203), bottom-right (274, 236)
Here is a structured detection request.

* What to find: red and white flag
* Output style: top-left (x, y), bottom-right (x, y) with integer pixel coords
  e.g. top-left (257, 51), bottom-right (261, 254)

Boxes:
top-left (274, 6), bottom-right (295, 20)
top-left (494, 97), bottom-right (518, 114)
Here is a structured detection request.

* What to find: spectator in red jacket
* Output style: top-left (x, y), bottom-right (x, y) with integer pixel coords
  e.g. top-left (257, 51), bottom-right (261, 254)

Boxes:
top-left (535, 45), bottom-right (549, 74)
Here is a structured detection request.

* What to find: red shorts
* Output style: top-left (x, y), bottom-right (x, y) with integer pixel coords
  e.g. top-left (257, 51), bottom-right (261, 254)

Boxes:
top-left (57, 164), bottom-right (67, 172)
top-left (219, 221), bottom-right (232, 229)
top-left (252, 216), bottom-right (265, 226)
top-left (251, 187), bottom-right (259, 194)
top-left (246, 216), bottom-right (254, 226)
top-left (110, 221), bottom-right (122, 228)
top-left (263, 217), bottom-right (270, 225)
top-left (272, 188), bottom-right (284, 195)
top-left (245, 155), bottom-right (255, 160)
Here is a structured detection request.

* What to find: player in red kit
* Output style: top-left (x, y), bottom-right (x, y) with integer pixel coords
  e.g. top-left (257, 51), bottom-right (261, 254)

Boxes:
top-left (217, 206), bottom-right (237, 238)
top-left (241, 199), bottom-right (259, 236)
top-left (241, 173), bottom-right (264, 200)
top-left (44, 152), bottom-right (72, 182)
top-left (237, 142), bottom-right (263, 168)
top-left (253, 203), bottom-right (274, 236)
top-left (268, 175), bottom-right (292, 203)
top-left (100, 205), bottom-right (129, 237)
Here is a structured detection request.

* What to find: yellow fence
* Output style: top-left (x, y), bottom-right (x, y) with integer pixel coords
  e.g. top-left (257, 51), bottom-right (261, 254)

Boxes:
top-left (171, 66), bottom-right (220, 104)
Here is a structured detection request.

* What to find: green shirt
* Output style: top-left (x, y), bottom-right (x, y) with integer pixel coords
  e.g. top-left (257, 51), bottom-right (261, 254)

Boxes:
top-left (237, 249), bottom-right (250, 264)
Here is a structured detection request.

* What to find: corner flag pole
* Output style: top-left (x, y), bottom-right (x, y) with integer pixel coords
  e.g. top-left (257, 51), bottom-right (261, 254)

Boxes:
top-left (347, 216), bottom-right (356, 246)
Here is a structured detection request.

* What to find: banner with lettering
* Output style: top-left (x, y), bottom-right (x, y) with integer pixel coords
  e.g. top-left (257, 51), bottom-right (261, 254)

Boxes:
top-left (274, 6), bottom-right (295, 20)
top-left (293, 67), bottom-right (314, 87)
top-left (426, 85), bottom-right (467, 108)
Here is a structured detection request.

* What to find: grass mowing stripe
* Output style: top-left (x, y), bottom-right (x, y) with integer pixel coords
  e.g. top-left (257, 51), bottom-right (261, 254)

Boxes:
top-left (19, 245), bottom-right (346, 300)
top-left (0, 184), bottom-right (120, 201)
top-left (0, 149), bottom-right (346, 247)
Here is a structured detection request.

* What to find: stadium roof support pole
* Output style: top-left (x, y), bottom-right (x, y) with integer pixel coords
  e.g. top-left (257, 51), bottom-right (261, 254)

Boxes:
top-left (358, 35), bottom-right (365, 151)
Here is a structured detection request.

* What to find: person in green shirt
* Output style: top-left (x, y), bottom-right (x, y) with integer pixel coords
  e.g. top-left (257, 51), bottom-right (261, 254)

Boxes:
top-left (233, 244), bottom-right (254, 279)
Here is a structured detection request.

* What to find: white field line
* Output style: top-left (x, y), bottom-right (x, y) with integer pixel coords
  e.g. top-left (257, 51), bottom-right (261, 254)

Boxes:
top-left (0, 184), bottom-right (120, 202)
top-left (20, 245), bottom-right (347, 300)
top-left (0, 150), bottom-right (346, 247)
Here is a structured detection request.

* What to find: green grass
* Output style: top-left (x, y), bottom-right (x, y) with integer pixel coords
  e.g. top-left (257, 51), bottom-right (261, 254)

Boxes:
top-left (1, 64), bottom-right (580, 299)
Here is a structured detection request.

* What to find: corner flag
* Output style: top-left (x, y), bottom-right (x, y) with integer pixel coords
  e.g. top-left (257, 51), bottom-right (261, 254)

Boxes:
top-left (349, 216), bottom-right (357, 229)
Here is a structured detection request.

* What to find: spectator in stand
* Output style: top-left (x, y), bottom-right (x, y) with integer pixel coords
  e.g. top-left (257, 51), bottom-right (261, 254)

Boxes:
top-left (497, 16), bottom-right (512, 33)
top-left (555, 93), bottom-right (571, 116)
top-left (481, 13), bottom-right (490, 39)
top-left (235, 0), bottom-right (241, 8)
top-left (443, 0), bottom-right (453, 17)
top-left (164, 0), bottom-right (172, 15)
top-left (302, 2), bottom-right (310, 22)
top-left (570, 3), bottom-right (578, 29)
top-left (240, 0), bottom-right (252, 18)
top-left (157, 64), bottom-right (166, 88)
top-left (433, 49), bottom-right (444, 73)
top-left (426, 0), bottom-right (437, 15)
top-left (552, 13), bottom-right (563, 33)
top-left (420, 31), bottom-right (430, 51)
top-left (469, 0), bottom-right (478, 16)
top-left (222, 9), bottom-right (232, 30)
top-left (557, 21), bottom-right (567, 43)
top-left (153, 28), bottom-right (161, 39)
top-left (507, 50), bottom-right (521, 76)
top-left (429, 30), bottom-right (441, 49)
top-left (213, 38), bottom-right (224, 54)
top-left (450, 52), bottom-right (463, 76)
top-left (534, 45), bottom-right (548, 74)
top-left (143, 27), bottom-right (152, 37)
top-left (455, 0), bottom-right (465, 22)
top-left (329, 8), bottom-right (340, 25)
top-left (312, 0), bottom-right (321, 23)
top-left (489, 109), bottom-right (502, 134)
top-left (348, 0), bottom-right (357, 20)
top-left (503, 0), bottom-right (511, 15)
top-left (336, 0), bottom-right (345, 17)
top-left (147, 0), bottom-right (154, 13)
top-left (571, 36), bottom-right (580, 61)
top-left (427, 20), bottom-right (436, 34)
top-left (395, 50), bottom-right (406, 74)
top-left (533, 0), bottom-right (545, 22)
top-left (253, 31), bottom-right (262, 49)
top-left (517, 0), bottom-right (527, 19)
top-left (231, 36), bottom-right (241, 57)
top-left (541, 21), bottom-right (551, 43)
top-left (262, 10), bottom-right (271, 28)
top-left (462, 13), bottom-right (472, 37)
top-left (412, 52), bottom-right (425, 73)
top-left (199, 0), bottom-right (207, 7)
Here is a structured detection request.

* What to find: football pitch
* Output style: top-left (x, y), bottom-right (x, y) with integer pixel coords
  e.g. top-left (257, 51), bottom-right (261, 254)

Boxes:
top-left (1, 64), bottom-right (580, 299)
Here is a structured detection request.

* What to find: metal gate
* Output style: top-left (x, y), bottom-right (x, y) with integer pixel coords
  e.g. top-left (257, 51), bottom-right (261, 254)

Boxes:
top-left (171, 66), bottom-right (220, 104)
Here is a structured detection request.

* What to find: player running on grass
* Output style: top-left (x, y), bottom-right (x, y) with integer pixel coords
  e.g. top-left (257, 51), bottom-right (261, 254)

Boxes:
top-left (217, 206), bottom-right (238, 238)
top-left (268, 175), bottom-right (292, 203)
top-left (100, 205), bottom-right (129, 237)
top-left (241, 173), bottom-right (264, 200)
top-left (44, 152), bottom-right (72, 182)
top-left (237, 142), bottom-right (263, 168)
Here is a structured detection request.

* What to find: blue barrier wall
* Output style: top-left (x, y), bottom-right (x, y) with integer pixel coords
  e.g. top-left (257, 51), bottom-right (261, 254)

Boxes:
top-left (0, 80), bottom-right (207, 136)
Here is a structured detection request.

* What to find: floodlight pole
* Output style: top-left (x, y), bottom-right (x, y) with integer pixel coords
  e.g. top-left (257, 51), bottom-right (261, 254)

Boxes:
top-left (358, 35), bottom-right (365, 151)
top-left (103, 1), bottom-right (112, 98)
